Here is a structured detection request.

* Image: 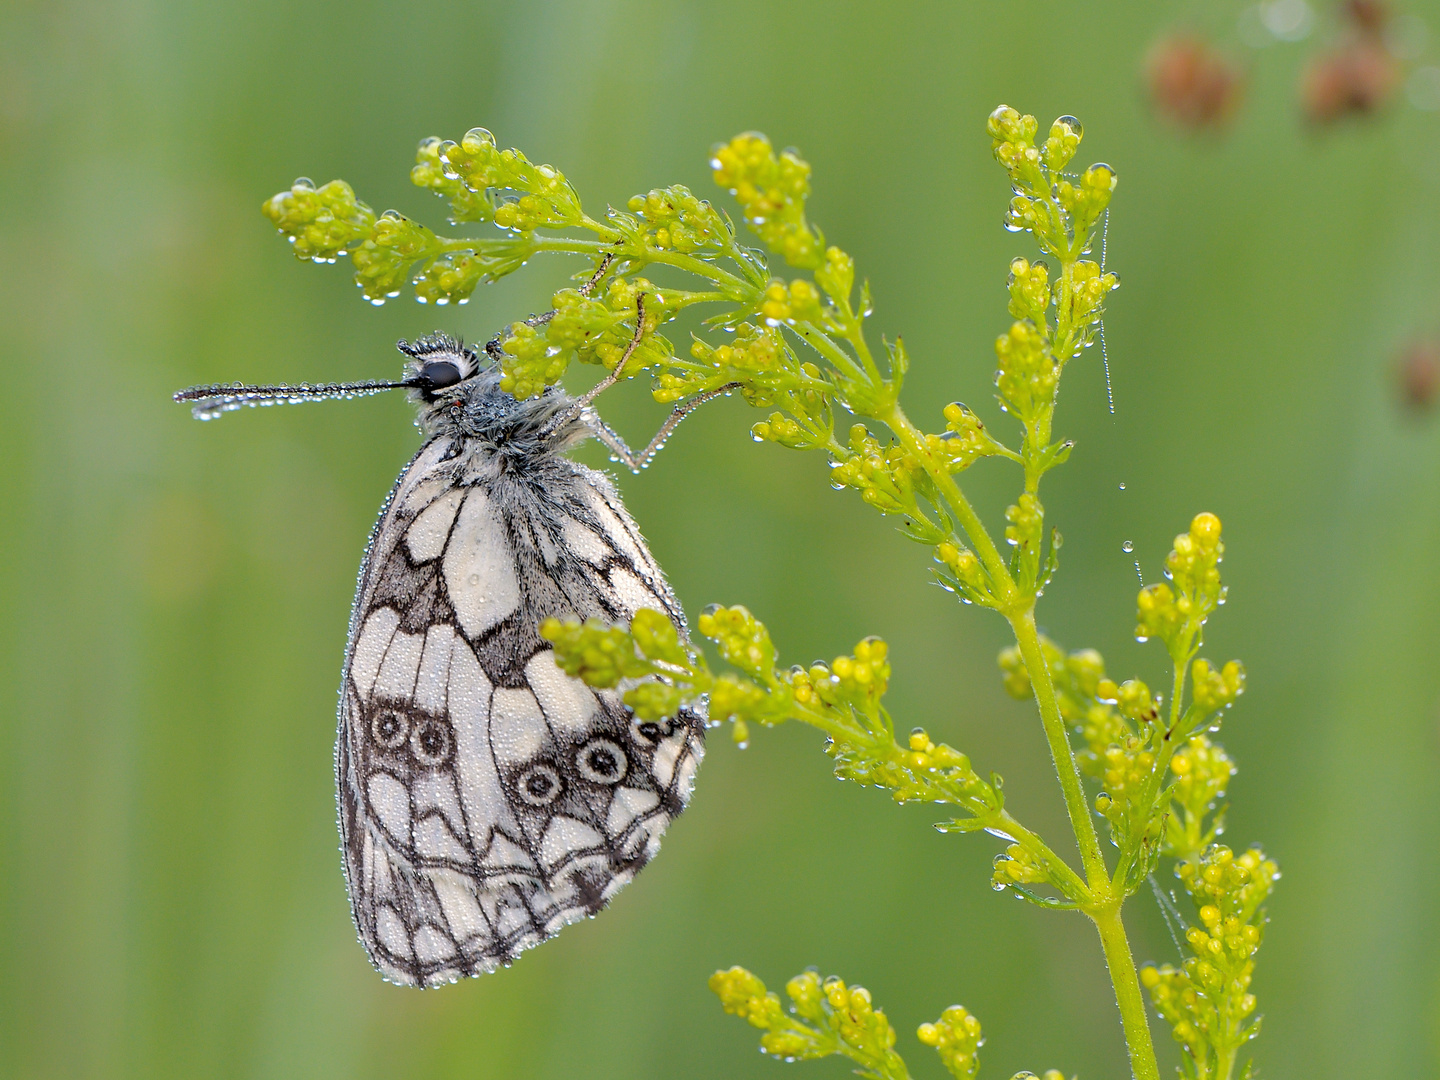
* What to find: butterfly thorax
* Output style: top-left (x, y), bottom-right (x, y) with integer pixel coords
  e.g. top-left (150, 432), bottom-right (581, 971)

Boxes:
top-left (414, 370), bottom-right (589, 472)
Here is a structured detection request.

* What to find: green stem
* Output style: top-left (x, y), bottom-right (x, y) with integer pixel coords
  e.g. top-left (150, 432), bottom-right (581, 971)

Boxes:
top-left (1093, 905), bottom-right (1162, 1080)
top-left (445, 231), bottom-right (759, 300)
top-left (1008, 609), bottom-right (1109, 885)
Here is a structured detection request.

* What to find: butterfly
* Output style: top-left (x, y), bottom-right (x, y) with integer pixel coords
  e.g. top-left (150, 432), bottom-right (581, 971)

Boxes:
top-left (176, 304), bottom-right (730, 986)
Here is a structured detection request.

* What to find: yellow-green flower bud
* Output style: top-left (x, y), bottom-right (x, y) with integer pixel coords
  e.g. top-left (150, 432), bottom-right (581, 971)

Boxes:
top-left (1043, 115), bottom-right (1083, 171)
top-left (1005, 493), bottom-right (1044, 555)
top-left (1007, 256), bottom-right (1053, 323)
top-left (917, 1004), bottom-right (984, 1080)
top-left (1191, 658), bottom-right (1245, 712)
top-left (262, 177), bottom-right (377, 263)
top-left (995, 320), bottom-right (1057, 421)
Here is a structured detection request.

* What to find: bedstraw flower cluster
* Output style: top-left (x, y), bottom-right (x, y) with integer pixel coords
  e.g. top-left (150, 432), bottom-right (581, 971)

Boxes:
top-left (710, 133), bottom-right (824, 268)
top-left (1141, 846), bottom-right (1279, 1079)
top-left (270, 104), bottom-right (1273, 1080)
top-left (709, 968), bottom-right (909, 1079)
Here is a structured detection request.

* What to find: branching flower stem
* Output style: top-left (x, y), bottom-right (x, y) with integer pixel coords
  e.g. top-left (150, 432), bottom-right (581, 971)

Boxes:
top-left (883, 399), bottom-right (1160, 1080)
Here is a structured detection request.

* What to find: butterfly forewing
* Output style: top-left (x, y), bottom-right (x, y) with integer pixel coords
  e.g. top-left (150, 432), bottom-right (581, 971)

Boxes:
top-left (338, 434), bottom-right (704, 987)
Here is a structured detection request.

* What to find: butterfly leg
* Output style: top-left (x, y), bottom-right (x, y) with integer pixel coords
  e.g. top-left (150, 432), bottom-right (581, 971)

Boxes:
top-left (586, 382), bottom-right (743, 473)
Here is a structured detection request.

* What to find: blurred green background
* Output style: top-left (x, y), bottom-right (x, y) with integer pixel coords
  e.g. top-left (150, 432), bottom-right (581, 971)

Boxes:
top-left (3, 0), bottom-right (1439, 1077)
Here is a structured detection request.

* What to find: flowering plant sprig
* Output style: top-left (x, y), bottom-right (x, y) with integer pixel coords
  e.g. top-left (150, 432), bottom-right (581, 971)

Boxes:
top-left (270, 105), bottom-right (1274, 1080)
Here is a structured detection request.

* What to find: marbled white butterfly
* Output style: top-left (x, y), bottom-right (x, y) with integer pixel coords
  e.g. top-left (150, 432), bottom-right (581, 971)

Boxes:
top-left (176, 302), bottom-right (724, 986)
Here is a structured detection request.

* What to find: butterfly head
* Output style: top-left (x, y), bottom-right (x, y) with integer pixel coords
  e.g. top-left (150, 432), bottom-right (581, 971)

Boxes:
top-left (397, 333), bottom-right (483, 402)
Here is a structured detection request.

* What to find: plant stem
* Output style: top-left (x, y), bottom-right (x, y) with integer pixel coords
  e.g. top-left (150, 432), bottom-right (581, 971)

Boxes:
top-left (1007, 609), bottom-right (1108, 885)
top-left (1093, 905), bottom-right (1162, 1080)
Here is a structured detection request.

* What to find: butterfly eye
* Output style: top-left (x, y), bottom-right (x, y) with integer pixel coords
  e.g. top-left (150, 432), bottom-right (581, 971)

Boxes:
top-left (420, 359), bottom-right (464, 389)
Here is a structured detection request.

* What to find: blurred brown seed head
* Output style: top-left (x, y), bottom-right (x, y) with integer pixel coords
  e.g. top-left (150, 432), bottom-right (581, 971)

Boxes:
top-left (1301, 2), bottom-right (1402, 122)
top-left (1397, 338), bottom-right (1440, 412)
top-left (1145, 34), bottom-right (1245, 130)
top-left (1344, 0), bottom-right (1390, 35)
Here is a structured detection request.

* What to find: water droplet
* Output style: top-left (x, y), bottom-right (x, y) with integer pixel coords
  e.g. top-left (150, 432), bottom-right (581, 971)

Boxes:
top-left (1118, 482), bottom-right (1127, 490)
top-left (1121, 540), bottom-right (1134, 553)
top-left (1055, 115), bottom-right (1083, 138)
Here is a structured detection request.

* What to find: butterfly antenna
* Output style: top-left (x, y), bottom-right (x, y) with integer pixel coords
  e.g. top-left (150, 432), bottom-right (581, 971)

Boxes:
top-left (173, 378), bottom-right (416, 421)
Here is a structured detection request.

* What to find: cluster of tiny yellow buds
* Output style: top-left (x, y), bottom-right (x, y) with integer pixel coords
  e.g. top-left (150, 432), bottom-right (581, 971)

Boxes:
top-left (995, 320), bottom-right (1057, 421)
top-left (993, 843), bottom-right (1050, 888)
top-left (540, 616), bottom-right (655, 688)
top-left (987, 105), bottom-right (1042, 179)
top-left (1007, 257), bottom-right (1052, 323)
top-left (624, 185), bottom-right (728, 252)
top-left (1063, 261), bottom-right (1120, 345)
top-left (1004, 193), bottom-right (1062, 244)
top-left (541, 288), bottom-right (610, 349)
top-left (759, 279), bottom-right (806, 323)
top-left (927, 402), bottom-right (1000, 473)
top-left (997, 644), bottom-right (1032, 699)
top-left (936, 542), bottom-right (989, 597)
top-left (1135, 582), bottom-right (1185, 646)
top-left (708, 674), bottom-right (770, 730)
top-left (262, 178), bottom-right (376, 263)
top-left (818, 977), bottom-right (902, 1068)
top-left (411, 136), bottom-right (491, 224)
top-left (1171, 736), bottom-right (1234, 809)
top-left (1179, 845), bottom-right (1279, 923)
top-left (917, 1005), bottom-right (984, 1080)
top-left (1168, 512), bottom-right (1226, 611)
top-left (1099, 677), bottom-right (1156, 724)
top-left (1056, 162), bottom-right (1118, 235)
top-left (628, 608), bottom-right (689, 666)
top-left (750, 412), bottom-right (810, 449)
top-left (1144, 845), bottom-right (1277, 1064)
top-left (1191, 658), bottom-right (1245, 712)
top-left (830, 425), bottom-right (922, 516)
top-left (814, 246), bottom-right (856, 307)
top-left (498, 320), bottom-right (565, 400)
top-left (697, 605), bottom-right (776, 678)
top-left (1077, 702), bottom-right (1130, 782)
top-left (1042, 115), bottom-right (1083, 171)
top-left (438, 127), bottom-right (581, 232)
top-left (663, 324), bottom-right (799, 408)
top-left (709, 967), bottom-right (787, 1030)
top-left (792, 640), bottom-right (892, 718)
top-left (1004, 493), bottom-right (1044, 554)
top-left (1065, 648), bottom-right (1106, 697)
top-left (591, 279), bottom-right (672, 375)
top-left (1095, 734), bottom-right (1157, 825)
top-left (905, 728), bottom-right (972, 772)
top-left (351, 211), bottom-right (437, 303)
top-left (625, 681), bottom-right (684, 723)
top-left (413, 251), bottom-right (486, 306)
top-left (711, 132), bottom-right (824, 269)
top-left (828, 637), bottom-right (891, 700)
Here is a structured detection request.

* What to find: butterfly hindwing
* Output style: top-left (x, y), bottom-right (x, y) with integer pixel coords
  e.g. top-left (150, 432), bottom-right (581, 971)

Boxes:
top-left (337, 435), bottom-right (704, 987)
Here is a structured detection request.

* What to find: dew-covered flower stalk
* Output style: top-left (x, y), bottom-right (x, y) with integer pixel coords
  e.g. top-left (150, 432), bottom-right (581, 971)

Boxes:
top-left (266, 105), bottom-right (1273, 1080)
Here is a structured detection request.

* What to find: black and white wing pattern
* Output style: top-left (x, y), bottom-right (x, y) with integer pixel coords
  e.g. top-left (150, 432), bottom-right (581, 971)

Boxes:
top-left (336, 435), bottom-right (705, 987)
